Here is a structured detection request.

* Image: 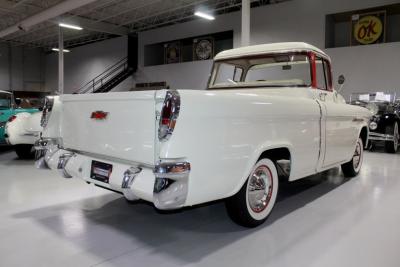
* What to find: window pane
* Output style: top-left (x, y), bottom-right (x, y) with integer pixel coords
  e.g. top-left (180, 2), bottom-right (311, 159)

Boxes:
top-left (213, 63), bottom-right (242, 87)
top-left (315, 58), bottom-right (327, 90)
top-left (210, 54), bottom-right (311, 89)
top-left (0, 94), bottom-right (11, 109)
top-left (246, 55), bottom-right (311, 86)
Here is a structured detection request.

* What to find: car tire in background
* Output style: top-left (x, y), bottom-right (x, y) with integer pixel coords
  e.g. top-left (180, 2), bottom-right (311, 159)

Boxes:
top-left (225, 158), bottom-right (279, 228)
top-left (342, 138), bottom-right (364, 177)
top-left (15, 144), bottom-right (35, 159)
top-left (384, 122), bottom-right (399, 154)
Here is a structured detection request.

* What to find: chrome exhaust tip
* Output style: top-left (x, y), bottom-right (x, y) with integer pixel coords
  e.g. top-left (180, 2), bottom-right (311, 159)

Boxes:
top-left (57, 152), bottom-right (75, 178)
top-left (121, 167), bottom-right (142, 201)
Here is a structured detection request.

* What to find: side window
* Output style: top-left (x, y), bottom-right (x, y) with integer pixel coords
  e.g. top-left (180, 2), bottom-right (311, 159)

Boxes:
top-left (323, 60), bottom-right (332, 90)
top-left (315, 57), bottom-right (327, 90)
top-left (213, 63), bottom-right (243, 87)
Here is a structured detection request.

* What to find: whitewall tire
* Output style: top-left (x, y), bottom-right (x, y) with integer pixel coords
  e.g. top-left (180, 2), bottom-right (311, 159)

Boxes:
top-left (225, 158), bottom-right (279, 227)
top-left (341, 138), bottom-right (363, 177)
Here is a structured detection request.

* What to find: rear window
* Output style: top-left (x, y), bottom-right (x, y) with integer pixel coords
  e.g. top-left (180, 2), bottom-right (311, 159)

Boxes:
top-left (209, 53), bottom-right (311, 89)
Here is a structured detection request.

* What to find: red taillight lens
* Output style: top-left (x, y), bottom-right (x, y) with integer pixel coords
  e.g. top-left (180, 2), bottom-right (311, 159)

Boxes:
top-left (161, 100), bottom-right (172, 126)
top-left (159, 91), bottom-right (180, 141)
top-left (8, 115), bottom-right (17, 123)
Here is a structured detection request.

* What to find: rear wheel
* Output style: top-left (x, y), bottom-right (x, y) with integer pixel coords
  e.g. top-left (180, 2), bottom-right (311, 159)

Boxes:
top-left (341, 138), bottom-right (363, 177)
top-left (384, 122), bottom-right (399, 153)
top-left (225, 158), bottom-right (279, 228)
top-left (15, 144), bottom-right (35, 159)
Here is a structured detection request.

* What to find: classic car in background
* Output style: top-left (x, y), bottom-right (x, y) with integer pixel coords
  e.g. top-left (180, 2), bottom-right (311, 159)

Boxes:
top-left (350, 92), bottom-right (400, 153)
top-left (0, 90), bottom-right (38, 147)
top-left (5, 111), bottom-right (43, 159)
top-left (36, 43), bottom-right (370, 227)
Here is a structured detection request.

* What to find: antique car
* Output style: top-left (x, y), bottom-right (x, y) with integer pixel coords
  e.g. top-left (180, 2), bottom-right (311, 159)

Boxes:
top-left (36, 42), bottom-right (370, 227)
top-left (0, 90), bottom-right (38, 148)
top-left (5, 111), bottom-right (43, 159)
top-left (350, 92), bottom-right (400, 153)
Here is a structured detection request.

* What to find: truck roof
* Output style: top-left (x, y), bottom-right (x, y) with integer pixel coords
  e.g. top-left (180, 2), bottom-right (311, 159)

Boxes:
top-left (214, 42), bottom-right (329, 61)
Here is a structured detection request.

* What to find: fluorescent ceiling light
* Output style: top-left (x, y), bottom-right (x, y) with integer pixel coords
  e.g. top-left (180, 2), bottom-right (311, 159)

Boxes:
top-left (52, 48), bottom-right (70, 53)
top-left (59, 23), bottom-right (83, 30)
top-left (194, 11), bottom-right (215, 20)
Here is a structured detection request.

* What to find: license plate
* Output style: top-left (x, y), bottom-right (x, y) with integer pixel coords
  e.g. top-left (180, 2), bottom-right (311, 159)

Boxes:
top-left (90, 160), bottom-right (113, 183)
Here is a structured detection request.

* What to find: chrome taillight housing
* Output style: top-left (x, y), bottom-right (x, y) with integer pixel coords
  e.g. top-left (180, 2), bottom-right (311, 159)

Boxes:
top-left (158, 90), bottom-right (180, 141)
top-left (40, 96), bottom-right (55, 128)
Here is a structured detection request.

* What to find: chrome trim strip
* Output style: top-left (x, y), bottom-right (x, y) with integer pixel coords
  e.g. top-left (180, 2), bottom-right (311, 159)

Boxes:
top-left (369, 132), bottom-right (395, 141)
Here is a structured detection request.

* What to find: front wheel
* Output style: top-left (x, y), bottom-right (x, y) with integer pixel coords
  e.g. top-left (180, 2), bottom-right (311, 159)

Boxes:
top-left (341, 138), bottom-right (364, 177)
top-left (15, 144), bottom-right (35, 159)
top-left (384, 122), bottom-right (399, 153)
top-left (225, 158), bottom-right (279, 228)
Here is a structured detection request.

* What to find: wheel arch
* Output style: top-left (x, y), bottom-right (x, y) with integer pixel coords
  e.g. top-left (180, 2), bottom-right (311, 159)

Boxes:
top-left (359, 126), bottom-right (368, 148)
top-left (227, 143), bottom-right (293, 199)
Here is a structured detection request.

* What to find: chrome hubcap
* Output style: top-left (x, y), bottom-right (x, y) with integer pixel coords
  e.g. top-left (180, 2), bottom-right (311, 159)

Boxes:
top-left (248, 165), bottom-right (273, 213)
top-left (353, 141), bottom-right (362, 170)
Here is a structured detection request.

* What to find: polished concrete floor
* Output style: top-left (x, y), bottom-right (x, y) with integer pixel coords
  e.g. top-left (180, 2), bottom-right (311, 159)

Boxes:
top-left (0, 146), bottom-right (399, 267)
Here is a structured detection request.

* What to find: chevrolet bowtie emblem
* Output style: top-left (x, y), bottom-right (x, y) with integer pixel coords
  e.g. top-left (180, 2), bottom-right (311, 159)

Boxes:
top-left (91, 111), bottom-right (108, 120)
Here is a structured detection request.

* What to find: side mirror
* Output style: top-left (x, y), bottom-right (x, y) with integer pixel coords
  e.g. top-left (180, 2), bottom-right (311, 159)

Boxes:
top-left (14, 98), bottom-right (22, 107)
top-left (338, 75), bottom-right (345, 85)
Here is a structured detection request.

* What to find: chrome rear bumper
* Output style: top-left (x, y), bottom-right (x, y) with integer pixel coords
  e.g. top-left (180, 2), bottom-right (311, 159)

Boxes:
top-left (35, 142), bottom-right (191, 210)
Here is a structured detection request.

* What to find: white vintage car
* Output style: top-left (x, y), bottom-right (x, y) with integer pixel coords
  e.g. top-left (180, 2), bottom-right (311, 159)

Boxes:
top-left (36, 42), bottom-right (371, 227)
top-left (5, 111), bottom-right (43, 159)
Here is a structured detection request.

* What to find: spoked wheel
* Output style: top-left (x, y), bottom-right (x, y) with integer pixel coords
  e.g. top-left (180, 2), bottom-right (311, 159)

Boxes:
top-left (341, 138), bottom-right (364, 177)
top-left (385, 122), bottom-right (399, 153)
top-left (225, 158), bottom-right (279, 228)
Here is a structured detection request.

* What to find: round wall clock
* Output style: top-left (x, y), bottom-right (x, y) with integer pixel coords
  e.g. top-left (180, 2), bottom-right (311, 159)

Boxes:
top-left (195, 39), bottom-right (213, 60)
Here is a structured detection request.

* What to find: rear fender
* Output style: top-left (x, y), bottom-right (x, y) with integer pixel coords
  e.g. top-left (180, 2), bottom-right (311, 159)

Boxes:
top-left (228, 141), bottom-right (294, 198)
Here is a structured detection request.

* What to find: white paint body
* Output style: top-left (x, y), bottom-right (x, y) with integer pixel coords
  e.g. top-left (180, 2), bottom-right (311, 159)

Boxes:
top-left (5, 112), bottom-right (42, 145)
top-left (41, 43), bottom-right (371, 208)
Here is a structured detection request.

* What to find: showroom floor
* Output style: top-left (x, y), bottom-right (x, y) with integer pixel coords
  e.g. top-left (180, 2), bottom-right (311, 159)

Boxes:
top-left (0, 147), bottom-right (399, 267)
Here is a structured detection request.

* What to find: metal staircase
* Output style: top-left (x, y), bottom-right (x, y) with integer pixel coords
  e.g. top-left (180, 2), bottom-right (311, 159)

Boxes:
top-left (74, 57), bottom-right (134, 94)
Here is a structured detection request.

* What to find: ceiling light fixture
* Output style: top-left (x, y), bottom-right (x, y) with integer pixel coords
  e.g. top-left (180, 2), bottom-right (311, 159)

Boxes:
top-left (194, 11), bottom-right (215, 20)
top-left (52, 48), bottom-right (70, 53)
top-left (59, 23), bottom-right (83, 30)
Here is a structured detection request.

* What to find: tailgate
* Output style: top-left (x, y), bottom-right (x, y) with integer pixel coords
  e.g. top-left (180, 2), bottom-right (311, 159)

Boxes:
top-left (60, 91), bottom-right (157, 165)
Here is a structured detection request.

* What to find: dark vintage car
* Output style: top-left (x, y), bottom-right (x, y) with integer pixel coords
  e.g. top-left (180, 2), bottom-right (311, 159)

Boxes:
top-left (350, 92), bottom-right (400, 153)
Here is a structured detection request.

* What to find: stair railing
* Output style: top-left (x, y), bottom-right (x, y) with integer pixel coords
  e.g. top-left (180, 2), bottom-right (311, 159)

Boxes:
top-left (75, 57), bottom-right (130, 94)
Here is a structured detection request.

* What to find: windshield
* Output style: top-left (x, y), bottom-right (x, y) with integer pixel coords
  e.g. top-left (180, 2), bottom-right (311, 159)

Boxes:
top-left (0, 93), bottom-right (12, 109)
top-left (209, 53), bottom-right (311, 89)
top-left (350, 92), bottom-right (396, 104)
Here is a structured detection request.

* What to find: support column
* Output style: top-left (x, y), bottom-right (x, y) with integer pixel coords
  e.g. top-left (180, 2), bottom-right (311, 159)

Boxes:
top-left (241, 0), bottom-right (250, 47)
top-left (58, 26), bottom-right (64, 94)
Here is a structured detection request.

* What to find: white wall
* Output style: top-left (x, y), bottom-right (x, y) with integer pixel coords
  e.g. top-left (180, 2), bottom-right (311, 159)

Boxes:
top-left (45, 0), bottom-right (400, 99)
top-left (0, 44), bottom-right (45, 92)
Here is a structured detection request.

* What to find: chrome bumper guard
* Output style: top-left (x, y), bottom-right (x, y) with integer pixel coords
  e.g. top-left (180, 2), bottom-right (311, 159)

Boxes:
top-left (34, 138), bottom-right (61, 169)
top-left (153, 161), bottom-right (190, 210)
top-left (369, 132), bottom-right (395, 142)
top-left (121, 167), bottom-right (142, 201)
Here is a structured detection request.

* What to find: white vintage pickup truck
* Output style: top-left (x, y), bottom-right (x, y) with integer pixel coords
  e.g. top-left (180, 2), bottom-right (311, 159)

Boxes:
top-left (36, 42), bottom-right (370, 227)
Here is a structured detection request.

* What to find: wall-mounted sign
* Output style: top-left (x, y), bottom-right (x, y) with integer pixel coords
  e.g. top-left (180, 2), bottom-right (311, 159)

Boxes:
top-left (164, 42), bottom-right (181, 64)
top-left (193, 37), bottom-right (214, 60)
top-left (351, 11), bottom-right (386, 45)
